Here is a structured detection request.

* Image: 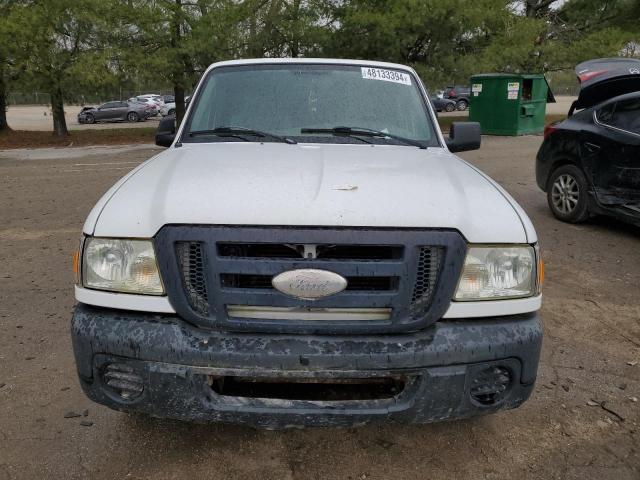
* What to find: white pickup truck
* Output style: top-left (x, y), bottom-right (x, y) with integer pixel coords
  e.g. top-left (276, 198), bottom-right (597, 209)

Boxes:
top-left (72, 59), bottom-right (542, 428)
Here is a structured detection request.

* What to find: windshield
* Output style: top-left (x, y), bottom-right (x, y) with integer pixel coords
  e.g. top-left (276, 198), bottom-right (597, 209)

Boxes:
top-left (182, 64), bottom-right (439, 146)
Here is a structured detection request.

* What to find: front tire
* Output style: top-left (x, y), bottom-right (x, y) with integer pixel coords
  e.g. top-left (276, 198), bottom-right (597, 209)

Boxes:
top-left (84, 113), bottom-right (95, 124)
top-left (445, 102), bottom-right (455, 112)
top-left (547, 164), bottom-right (589, 223)
top-left (127, 112), bottom-right (140, 122)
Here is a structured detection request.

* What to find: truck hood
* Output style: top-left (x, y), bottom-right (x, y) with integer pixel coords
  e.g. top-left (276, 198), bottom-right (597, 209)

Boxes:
top-left (87, 143), bottom-right (530, 243)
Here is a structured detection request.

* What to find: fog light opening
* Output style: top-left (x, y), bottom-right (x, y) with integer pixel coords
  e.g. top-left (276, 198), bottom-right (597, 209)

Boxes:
top-left (470, 366), bottom-right (512, 406)
top-left (102, 363), bottom-right (144, 401)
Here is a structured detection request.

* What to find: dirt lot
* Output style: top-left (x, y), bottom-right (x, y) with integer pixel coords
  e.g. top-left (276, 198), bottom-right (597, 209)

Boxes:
top-left (5, 97), bottom-right (575, 131)
top-left (438, 95), bottom-right (576, 117)
top-left (0, 136), bottom-right (638, 479)
top-left (6, 105), bottom-right (161, 131)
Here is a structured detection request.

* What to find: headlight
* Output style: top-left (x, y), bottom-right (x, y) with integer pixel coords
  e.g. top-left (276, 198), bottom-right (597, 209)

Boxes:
top-left (82, 238), bottom-right (164, 295)
top-left (454, 246), bottom-right (537, 301)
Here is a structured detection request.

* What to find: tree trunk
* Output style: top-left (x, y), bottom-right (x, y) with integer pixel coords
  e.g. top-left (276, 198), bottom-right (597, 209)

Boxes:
top-left (50, 86), bottom-right (69, 136)
top-left (174, 84), bottom-right (186, 127)
top-left (0, 72), bottom-right (10, 132)
top-left (171, 0), bottom-right (186, 127)
top-left (289, 0), bottom-right (301, 57)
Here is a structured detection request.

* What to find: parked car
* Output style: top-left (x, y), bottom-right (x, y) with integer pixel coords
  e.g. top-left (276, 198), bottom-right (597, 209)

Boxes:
top-left (536, 58), bottom-right (640, 226)
top-left (431, 96), bottom-right (457, 112)
top-left (163, 94), bottom-right (175, 103)
top-left (77, 101), bottom-right (150, 124)
top-left (129, 97), bottom-right (160, 116)
top-left (139, 94), bottom-right (165, 106)
top-left (160, 95), bottom-right (191, 116)
top-left (445, 85), bottom-right (471, 111)
top-left (72, 59), bottom-right (542, 429)
top-left (160, 101), bottom-right (175, 117)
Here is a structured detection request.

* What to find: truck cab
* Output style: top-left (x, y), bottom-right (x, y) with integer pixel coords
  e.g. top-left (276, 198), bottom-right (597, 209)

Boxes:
top-left (72, 59), bottom-right (542, 428)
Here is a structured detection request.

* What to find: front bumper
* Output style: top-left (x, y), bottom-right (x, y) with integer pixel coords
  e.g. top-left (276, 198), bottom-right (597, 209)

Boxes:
top-left (71, 304), bottom-right (542, 429)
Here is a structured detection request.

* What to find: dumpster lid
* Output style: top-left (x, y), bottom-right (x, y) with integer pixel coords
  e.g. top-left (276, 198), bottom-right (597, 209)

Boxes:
top-left (471, 73), bottom-right (555, 103)
top-left (572, 58), bottom-right (640, 112)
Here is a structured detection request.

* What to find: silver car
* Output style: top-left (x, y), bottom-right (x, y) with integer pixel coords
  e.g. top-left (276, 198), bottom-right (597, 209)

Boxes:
top-left (77, 101), bottom-right (151, 124)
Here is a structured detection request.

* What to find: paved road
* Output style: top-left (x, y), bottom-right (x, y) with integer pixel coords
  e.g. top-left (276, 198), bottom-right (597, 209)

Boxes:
top-left (0, 138), bottom-right (638, 479)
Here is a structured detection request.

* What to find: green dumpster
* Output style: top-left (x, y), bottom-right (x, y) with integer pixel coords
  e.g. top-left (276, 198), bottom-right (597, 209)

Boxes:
top-left (468, 73), bottom-right (555, 135)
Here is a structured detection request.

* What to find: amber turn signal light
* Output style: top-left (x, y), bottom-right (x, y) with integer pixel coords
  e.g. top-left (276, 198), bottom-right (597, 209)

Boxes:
top-left (73, 250), bottom-right (80, 284)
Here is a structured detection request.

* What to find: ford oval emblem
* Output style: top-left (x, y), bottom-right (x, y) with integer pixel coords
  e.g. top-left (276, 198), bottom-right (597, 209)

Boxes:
top-left (272, 269), bottom-right (347, 300)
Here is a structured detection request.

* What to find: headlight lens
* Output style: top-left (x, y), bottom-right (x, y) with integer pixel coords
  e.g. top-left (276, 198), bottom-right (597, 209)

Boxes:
top-left (454, 246), bottom-right (536, 301)
top-left (82, 238), bottom-right (164, 295)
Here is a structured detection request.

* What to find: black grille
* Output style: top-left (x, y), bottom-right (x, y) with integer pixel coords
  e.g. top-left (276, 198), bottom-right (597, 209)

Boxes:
top-left (220, 273), bottom-right (398, 291)
top-left (156, 227), bottom-right (466, 334)
top-left (176, 242), bottom-right (208, 315)
top-left (218, 243), bottom-right (403, 260)
top-left (410, 247), bottom-right (443, 318)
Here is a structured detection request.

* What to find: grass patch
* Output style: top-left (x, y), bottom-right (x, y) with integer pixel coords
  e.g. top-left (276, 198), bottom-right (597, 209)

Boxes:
top-left (0, 127), bottom-right (157, 149)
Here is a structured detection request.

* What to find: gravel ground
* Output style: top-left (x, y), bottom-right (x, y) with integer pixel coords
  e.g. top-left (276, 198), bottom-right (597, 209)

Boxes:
top-left (0, 136), bottom-right (638, 480)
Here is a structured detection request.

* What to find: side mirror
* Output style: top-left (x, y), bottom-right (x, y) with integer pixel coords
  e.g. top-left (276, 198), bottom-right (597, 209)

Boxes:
top-left (445, 122), bottom-right (481, 152)
top-left (155, 115), bottom-right (176, 147)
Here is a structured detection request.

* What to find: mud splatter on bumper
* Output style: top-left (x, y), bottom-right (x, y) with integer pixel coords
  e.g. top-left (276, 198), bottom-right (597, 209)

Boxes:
top-left (71, 304), bottom-right (542, 429)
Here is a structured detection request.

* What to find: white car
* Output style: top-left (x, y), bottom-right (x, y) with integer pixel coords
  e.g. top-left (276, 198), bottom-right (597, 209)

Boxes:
top-left (128, 96), bottom-right (160, 115)
top-left (72, 58), bottom-right (542, 429)
top-left (160, 101), bottom-right (175, 117)
top-left (160, 96), bottom-right (190, 116)
top-left (139, 94), bottom-right (164, 106)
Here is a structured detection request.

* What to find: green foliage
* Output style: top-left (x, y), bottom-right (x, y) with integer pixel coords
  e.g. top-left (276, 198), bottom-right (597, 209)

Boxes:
top-left (3, 0), bottom-right (114, 134)
top-left (1, 0), bottom-right (638, 132)
top-left (5, 1), bottom-right (110, 89)
top-left (326, 0), bottom-right (514, 86)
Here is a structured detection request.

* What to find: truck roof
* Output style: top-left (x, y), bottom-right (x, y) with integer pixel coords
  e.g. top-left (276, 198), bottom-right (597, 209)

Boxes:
top-left (206, 58), bottom-right (416, 72)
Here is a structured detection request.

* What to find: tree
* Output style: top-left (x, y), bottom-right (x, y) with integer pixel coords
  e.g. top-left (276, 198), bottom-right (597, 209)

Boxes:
top-left (236, 0), bottom-right (331, 57)
top-left (110, 0), bottom-right (330, 126)
top-left (6, 0), bottom-right (108, 136)
top-left (469, 0), bottom-right (638, 75)
top-left (521, 0), bottom-right (562, 18)
top-left (0, 0), bottom-right (19, 132)
top-left (1, 0), bottom-right (638, 138)
top-left (325, 0), bottom-right (638, 89)
top-left (110, 0), bottom-right (237, 126)
top-left (326, 0), bottom-right (512, 86)
top-left (0, 37), bottom-right (10, 132)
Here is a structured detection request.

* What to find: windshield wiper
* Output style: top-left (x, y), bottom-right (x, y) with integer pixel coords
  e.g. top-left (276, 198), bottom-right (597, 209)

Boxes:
top-left (300, 126), bottom-right (426, 149)
top-left (188, 126), bottom-right (297, 144)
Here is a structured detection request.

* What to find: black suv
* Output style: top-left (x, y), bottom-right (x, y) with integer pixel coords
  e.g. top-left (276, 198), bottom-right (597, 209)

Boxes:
top-left (444, 85), bottom-right (471, 111)
top-left (536, 58), bottom-right (640, 227)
